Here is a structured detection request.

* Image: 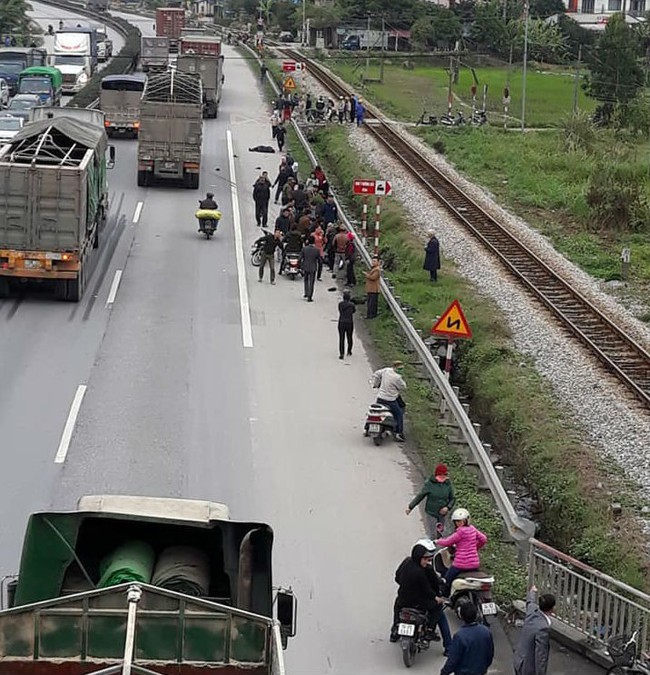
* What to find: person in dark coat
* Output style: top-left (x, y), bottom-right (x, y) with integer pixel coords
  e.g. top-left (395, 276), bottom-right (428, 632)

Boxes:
top-left (252, 171), bottom-right (271, 227)
top-left (391, 544), bottom-right (448, 646)
top-left (345, 232), bottom-right (356, 287)
top-left (424, 231), bottom-right (441, 282)
top-left (513, 586), bottom-right (555, 675)
top-left (300, 235), bottom-right (321, 302)
top-left (440, 603), bottom-right (494, 675)
top-left (272, 161), bottom-right (293, 204)
top-left (275, 124), bottom-right (287, 152)
top-left (337, 290), bottom-right (356, 359)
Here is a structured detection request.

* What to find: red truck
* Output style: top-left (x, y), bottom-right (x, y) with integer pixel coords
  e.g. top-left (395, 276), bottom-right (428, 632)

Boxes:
top-left (156, 7), bottom-right (185, 52)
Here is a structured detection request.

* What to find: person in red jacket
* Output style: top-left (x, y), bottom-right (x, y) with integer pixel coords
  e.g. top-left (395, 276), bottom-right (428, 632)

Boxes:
top-left (436, 508), bottom-right (487, 591)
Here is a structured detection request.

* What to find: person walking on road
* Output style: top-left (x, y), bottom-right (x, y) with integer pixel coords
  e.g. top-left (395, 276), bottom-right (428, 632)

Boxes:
top-left (260, 62), bottom-right (268, 83)
top-left (275, 123), bottom-right (287, 152)
top-left (513, 586), bottom-right (555, 675)
top-left (270, 111), bottom-right (280, 139)
top-left (365, 257), bottom-right (381, 319)
top-left (440, 603), bottom-right (494, 675)
top-left (372, 361), bottom-right (407, 442)
top-left (258, 230), bottom-right (282, 284)
top-left (312, 222), bottom-right (325, 280)
top-left (337, 290), bottom-right (356, 359)
top-left (332, 225), bottom-right (349, 279)
top-left (424, 231), bottom-right (441, 282)
top-left (273, 161), bottom-right (293, 204)
top-left (252, 171), bottom-right (271, 227)
top-left (405, 464), bottom-right (455, 539)
top-left (345, 232), bottom-right (356, 287)
top-left (300, 235), bottom-right (320, 302)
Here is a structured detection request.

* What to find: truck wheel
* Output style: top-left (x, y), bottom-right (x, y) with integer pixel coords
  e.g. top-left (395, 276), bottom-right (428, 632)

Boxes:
top-left (137, 170), bottom-right (147, 187)
top-left (54, 280), bottom-right (67, 301)
top-left (66, 274), bottom-right (83, 303)
top-left (0, 277), bottom-right (10, 299)
top-left (186, 173), bottom-right (199, 190)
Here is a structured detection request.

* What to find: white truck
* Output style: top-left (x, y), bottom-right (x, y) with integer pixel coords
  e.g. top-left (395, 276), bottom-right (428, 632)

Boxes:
top-left (53, 31), bottom-right (94, 93)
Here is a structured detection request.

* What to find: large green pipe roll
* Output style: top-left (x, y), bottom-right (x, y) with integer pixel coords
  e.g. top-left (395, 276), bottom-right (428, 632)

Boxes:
top-left (98, 540), bottom-right (156, 588)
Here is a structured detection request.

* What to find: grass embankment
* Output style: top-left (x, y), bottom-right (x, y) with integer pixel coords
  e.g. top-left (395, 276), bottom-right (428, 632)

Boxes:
top-left (324, 56), bottom-right (595, 128)
top-left (318, 55), bottom-right (650, 308)
top-left (311, 125), bottom-right (649, 593)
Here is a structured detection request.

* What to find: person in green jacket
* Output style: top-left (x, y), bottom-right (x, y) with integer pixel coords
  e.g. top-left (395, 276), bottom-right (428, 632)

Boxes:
top-left (406, 464), bottom-right (456, 538)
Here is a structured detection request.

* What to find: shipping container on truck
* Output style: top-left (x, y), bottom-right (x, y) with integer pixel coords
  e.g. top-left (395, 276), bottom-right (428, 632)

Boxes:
top-left (100, 73), bottom-right (146, 137)
top-left (140, 35), bottom-right (170, 71)
top-left (137, 70), bottom-right (202, 189)
top-left (0, 108), bottom-right (115, 301)
top-left (156, 7), bottom-right (185, 53)
top-left (0, 495), bottom-right (296, 675)
top-left (177, 35), bottom-right (223, 119)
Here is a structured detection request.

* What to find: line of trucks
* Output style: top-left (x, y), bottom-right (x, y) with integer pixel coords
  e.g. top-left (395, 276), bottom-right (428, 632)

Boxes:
top-left (0, 29), bottom-right (223, 302)
top-left (0, 494), bottom-right (295, 674)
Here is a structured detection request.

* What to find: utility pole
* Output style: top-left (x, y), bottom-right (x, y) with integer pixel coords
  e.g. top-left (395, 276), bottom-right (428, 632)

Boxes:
top-left (521, 0), bottom-right (529, 131)
top-left (366, 15), bottom-right (371, 74)
top-left (447, 54), bottom-right (453, 115)
top-left (302, 0), bottom-right (306, 46)
top-left (572, 44), bottom-right (582, 114)
top-left (379, 15), bottom-right (385, 82)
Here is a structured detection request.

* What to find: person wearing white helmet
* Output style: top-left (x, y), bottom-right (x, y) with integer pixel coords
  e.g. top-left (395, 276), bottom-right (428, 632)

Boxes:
top-left (436, 508), bottom-right (488, 591)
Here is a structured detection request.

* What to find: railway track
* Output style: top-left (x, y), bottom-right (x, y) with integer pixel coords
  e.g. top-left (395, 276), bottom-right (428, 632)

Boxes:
top-left (279, 49), bottom-right (650, 408)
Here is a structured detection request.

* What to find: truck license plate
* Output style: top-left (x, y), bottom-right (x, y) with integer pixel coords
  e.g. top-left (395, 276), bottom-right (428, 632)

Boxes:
top-left (398, 623), bottom-right (415, 637)
top-left (164, 161), bottom-right (175, 169)
top-left (369, 424), bottom-right (381, 433)
top-left (24, 259), bottom-right (41, 269)
top-left (481, 602), bottom-right (497, 615)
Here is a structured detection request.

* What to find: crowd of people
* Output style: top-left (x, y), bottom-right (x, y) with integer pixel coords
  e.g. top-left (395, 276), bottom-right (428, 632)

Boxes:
top-left (269, 90), bottom-right (367, 127)
top-left (251, 149), bottom-right (381, 343)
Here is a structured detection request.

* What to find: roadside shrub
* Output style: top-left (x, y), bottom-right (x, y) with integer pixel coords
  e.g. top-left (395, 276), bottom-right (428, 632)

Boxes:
top-left (585, 162), bottom-right (650, 231)
top-left (432, 139), bottom-right (446, 154)
top-left (561, 109), bottom-right (596, 153)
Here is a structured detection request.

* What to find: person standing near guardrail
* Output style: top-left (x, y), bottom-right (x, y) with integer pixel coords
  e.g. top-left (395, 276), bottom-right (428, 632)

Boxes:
top-left (405, 464), bottom-right (455, 538)
top-left (424, 231), bottom-right (441, 282)
top-left (364, 257), bottom-right (381, 319)
top-left (513, 585), bottom-right (556, 675)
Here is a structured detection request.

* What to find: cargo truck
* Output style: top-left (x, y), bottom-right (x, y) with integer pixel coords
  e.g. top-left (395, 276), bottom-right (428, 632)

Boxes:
top-left (0, 47), bottom-right (48, 95)
top-left (100, 73), bottom-right (146, 137)
top-left (53, 29), bottom-right (97, 92)
top-left (18, 65), bottom-right (63, 106)
top-left (141, 36), bottom-right (170, 71)
top-left (156, 7), bottom-right (186, 53)
top-left (177, 35), bottom-right (224, 119)
top-left (0, 108), bottom-right (115, 301)
top-left (0, 495), bottom-right (296, 674)
top-left (137, 70), bottom-right (202, 189)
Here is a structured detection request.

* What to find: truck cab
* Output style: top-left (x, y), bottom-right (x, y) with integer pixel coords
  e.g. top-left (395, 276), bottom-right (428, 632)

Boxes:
top-left (18, 66), bottom-right (63, 106)
top-left (0, 496), bottom-right (295, 674)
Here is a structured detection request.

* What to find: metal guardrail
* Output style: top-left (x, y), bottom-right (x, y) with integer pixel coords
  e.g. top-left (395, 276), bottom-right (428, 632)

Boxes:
top-left (529, 539), bottom-right (650, 655)
top-left (242, 41), bottom-right (535, 547)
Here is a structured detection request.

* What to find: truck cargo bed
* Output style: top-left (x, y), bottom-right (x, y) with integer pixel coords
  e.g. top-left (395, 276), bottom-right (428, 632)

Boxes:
top-left (0, 583), bottom-right (282, 675)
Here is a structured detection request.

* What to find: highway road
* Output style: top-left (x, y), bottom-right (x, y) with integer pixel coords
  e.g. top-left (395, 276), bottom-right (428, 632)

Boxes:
top-left (0, 11), bottom-right (605, 674)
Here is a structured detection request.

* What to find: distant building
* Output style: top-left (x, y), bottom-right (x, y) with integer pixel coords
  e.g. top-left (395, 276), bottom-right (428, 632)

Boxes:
top-left (562, 0), bottom-right (647, 28)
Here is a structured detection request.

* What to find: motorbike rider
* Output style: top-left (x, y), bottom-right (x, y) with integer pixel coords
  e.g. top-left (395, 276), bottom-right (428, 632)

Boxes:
top-left (199, 192), bottom-right (218, 210)
top-left (390, 542), bottom-right (449, 649)
top-left (436, 508), bottom-right (488, 592)
top-left (280, 225), bottom-right (304, 272)
top-left (371, 361), bottom-right (407, 442)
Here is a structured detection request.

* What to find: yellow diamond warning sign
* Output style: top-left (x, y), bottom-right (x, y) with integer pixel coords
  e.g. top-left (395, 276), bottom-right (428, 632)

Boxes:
top-left (283, 76), bottom-right (297, 90)
top-left (431, 300), bottom-right (472, 339)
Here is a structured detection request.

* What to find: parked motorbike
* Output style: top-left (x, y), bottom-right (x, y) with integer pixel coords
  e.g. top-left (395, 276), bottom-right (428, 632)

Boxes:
top-left (363, 402), bottom-right (395, 446)
top-left (281, 252), bottom-right (302, 280)
top-left (250, 228), bottom-right (272, 266)
top-left (440, 111), bottom-right (466, 127)
top-left (416, 111), bottom-right (438, 127)
top-left (472, 110), bottom-right (488, 127)
top-left (432, 545), bottom-right (496, 624)
top-left (396, 607), bottom-right (432, 668)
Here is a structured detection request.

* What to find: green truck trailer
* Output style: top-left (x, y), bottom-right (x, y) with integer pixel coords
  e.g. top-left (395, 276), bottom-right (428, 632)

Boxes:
top-left (0, 495), bottom-right (295, 675)
top-left (0, 108), bottom-right (115, 301)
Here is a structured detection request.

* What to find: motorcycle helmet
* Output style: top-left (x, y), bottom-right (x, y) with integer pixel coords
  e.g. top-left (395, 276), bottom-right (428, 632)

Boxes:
top-left (451, 508), bottom-right (470, 523)
top-left (415, 538), bottom-right (435, 553)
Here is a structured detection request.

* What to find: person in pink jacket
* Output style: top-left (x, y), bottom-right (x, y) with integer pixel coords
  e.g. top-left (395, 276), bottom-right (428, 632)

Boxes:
top-left (436, 508), bottom-right (488, 591)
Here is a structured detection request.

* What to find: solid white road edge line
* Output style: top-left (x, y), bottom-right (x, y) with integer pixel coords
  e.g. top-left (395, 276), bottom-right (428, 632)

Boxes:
top-left (54, 385), bottom-right (87, 464)
top-left (105, 269), bottom-right (123, 307)
top-left (226, 128), bottom-right (254, 349)
top-left (132, 201), bottom-right (144, 224)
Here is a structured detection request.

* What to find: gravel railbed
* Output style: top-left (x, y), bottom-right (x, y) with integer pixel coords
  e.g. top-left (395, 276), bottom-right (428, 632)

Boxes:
top-left (344, 125), bottom-right (650, 507)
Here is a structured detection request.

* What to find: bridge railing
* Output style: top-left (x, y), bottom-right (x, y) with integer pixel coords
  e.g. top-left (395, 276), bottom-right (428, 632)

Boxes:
top-left (529, 538), bottom-right (650, 655)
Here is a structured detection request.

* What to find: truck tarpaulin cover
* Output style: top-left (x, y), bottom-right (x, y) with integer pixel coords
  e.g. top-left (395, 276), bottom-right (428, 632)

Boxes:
top-left (98, 540), bottom-right (155, 587)
top-left (9, 116), bottom-right (106, 155)
top-left (152, 545), bottom-right (210, 596)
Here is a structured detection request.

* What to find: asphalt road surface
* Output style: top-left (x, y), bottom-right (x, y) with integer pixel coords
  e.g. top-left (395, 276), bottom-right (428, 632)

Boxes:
top-left (0, 12), bottom-right (606, 674)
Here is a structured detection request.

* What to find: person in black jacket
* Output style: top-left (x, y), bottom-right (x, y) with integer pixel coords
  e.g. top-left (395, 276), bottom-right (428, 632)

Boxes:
top-left (337, 290), bottom-right (356, 359)
top-left (258, 230), bottom-right (282, 284)
top-left (273, 162), bottom-right (293, 204)
top-left (252, 172), bottom-right (271, 227)
top-left (391, 543), bottom-right (450, 649)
